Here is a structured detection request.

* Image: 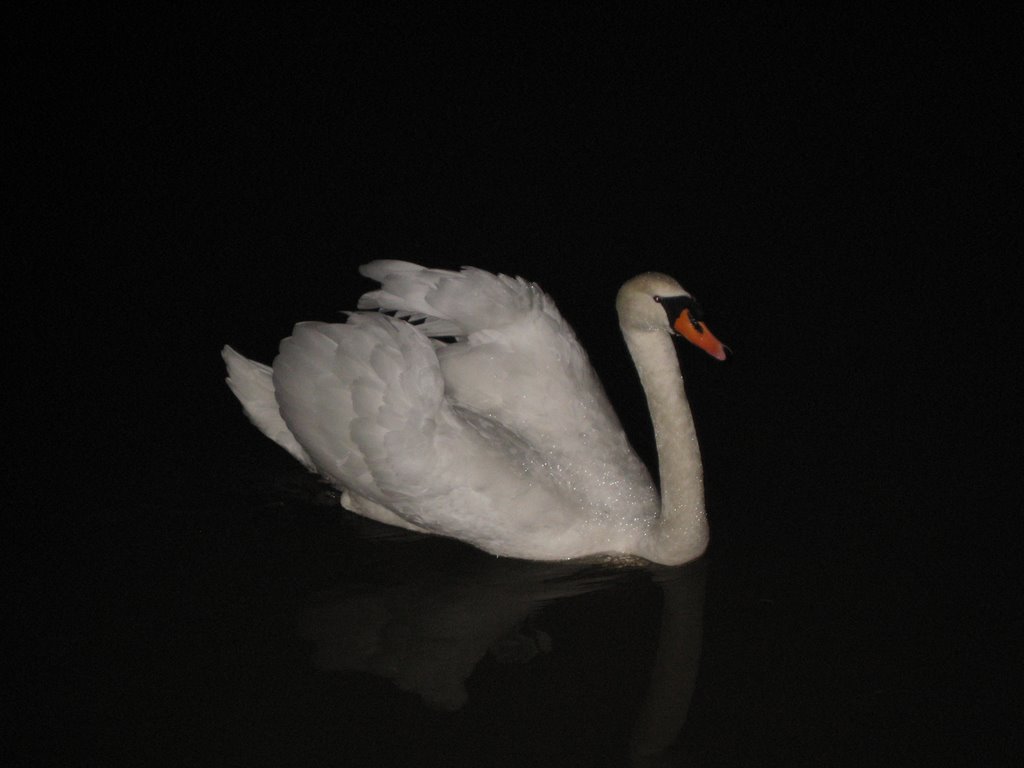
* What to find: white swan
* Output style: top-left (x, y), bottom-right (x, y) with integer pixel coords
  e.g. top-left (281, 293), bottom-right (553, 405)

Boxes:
top-left (223, 262), bottom-right (726, 565)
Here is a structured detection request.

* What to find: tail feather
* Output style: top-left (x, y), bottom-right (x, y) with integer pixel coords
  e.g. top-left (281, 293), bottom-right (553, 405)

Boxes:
top-left (222, 345), bottom-right (315, 470)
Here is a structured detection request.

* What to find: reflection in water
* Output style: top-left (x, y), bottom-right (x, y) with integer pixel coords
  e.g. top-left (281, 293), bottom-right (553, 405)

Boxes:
top-left (300, 554), bottom-right (706, 763)
top-left (629, 564), bottom-right (707, 766)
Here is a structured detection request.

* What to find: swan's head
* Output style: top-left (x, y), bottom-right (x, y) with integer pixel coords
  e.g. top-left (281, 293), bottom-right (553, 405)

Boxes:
top-left (616, 273), bottom-right (727, 360)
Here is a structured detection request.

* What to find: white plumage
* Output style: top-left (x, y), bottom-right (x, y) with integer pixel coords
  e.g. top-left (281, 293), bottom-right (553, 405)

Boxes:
top-left (223, 261), bottom-right (726, 565)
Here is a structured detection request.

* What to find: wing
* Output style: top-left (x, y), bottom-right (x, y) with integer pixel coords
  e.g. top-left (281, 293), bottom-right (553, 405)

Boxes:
top-left (357, 261), bottom-right (658, 517)
top-left (223, 343), bottom-right (428, 532)
top-left (270, 313), bottom-right (577, 555)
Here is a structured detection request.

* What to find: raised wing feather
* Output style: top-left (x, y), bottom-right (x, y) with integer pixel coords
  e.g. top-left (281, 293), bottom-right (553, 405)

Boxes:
top-left (358, 260), bottom-right (551, 336)
top-left (356, 261), bottom-right (658, 519)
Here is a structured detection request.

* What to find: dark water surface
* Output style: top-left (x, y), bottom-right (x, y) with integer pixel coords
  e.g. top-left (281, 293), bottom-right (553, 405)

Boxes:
top-left (23, 361), bottom-right (1020, 765)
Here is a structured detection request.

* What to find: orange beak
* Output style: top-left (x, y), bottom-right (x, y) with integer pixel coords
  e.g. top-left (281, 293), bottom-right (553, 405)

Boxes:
top-left (673, 309), bottom-right (728, 360)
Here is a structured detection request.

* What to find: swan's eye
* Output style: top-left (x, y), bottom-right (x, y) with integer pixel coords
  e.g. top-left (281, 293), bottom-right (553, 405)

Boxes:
top-left (653, 295), bottom-right (662, 303)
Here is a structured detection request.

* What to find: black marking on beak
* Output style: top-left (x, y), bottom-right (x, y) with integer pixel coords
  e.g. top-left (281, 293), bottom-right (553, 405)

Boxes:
top-left (654, 295), bottom-right (704, 334)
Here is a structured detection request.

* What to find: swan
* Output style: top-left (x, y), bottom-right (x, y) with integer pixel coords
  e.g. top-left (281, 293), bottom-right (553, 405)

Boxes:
top-left (223, 261), bottom-right (726, 565)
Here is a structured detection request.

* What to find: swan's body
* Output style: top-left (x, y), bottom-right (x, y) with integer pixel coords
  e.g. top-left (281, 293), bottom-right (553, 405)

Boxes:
top-left (223, 262), bottom-right (725, 565)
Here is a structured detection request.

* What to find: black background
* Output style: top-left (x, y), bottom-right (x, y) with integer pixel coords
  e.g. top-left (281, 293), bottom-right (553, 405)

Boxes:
top-left (14, 5), bottom-right (1021, 766)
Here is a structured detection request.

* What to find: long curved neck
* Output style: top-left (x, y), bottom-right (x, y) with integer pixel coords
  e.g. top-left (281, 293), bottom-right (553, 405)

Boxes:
top-left (621, 328), bottom-right (709, 565)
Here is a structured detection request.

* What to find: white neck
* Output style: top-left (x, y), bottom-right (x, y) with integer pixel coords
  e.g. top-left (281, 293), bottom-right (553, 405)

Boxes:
top-left (621, 328), bottom-right (710, 565)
